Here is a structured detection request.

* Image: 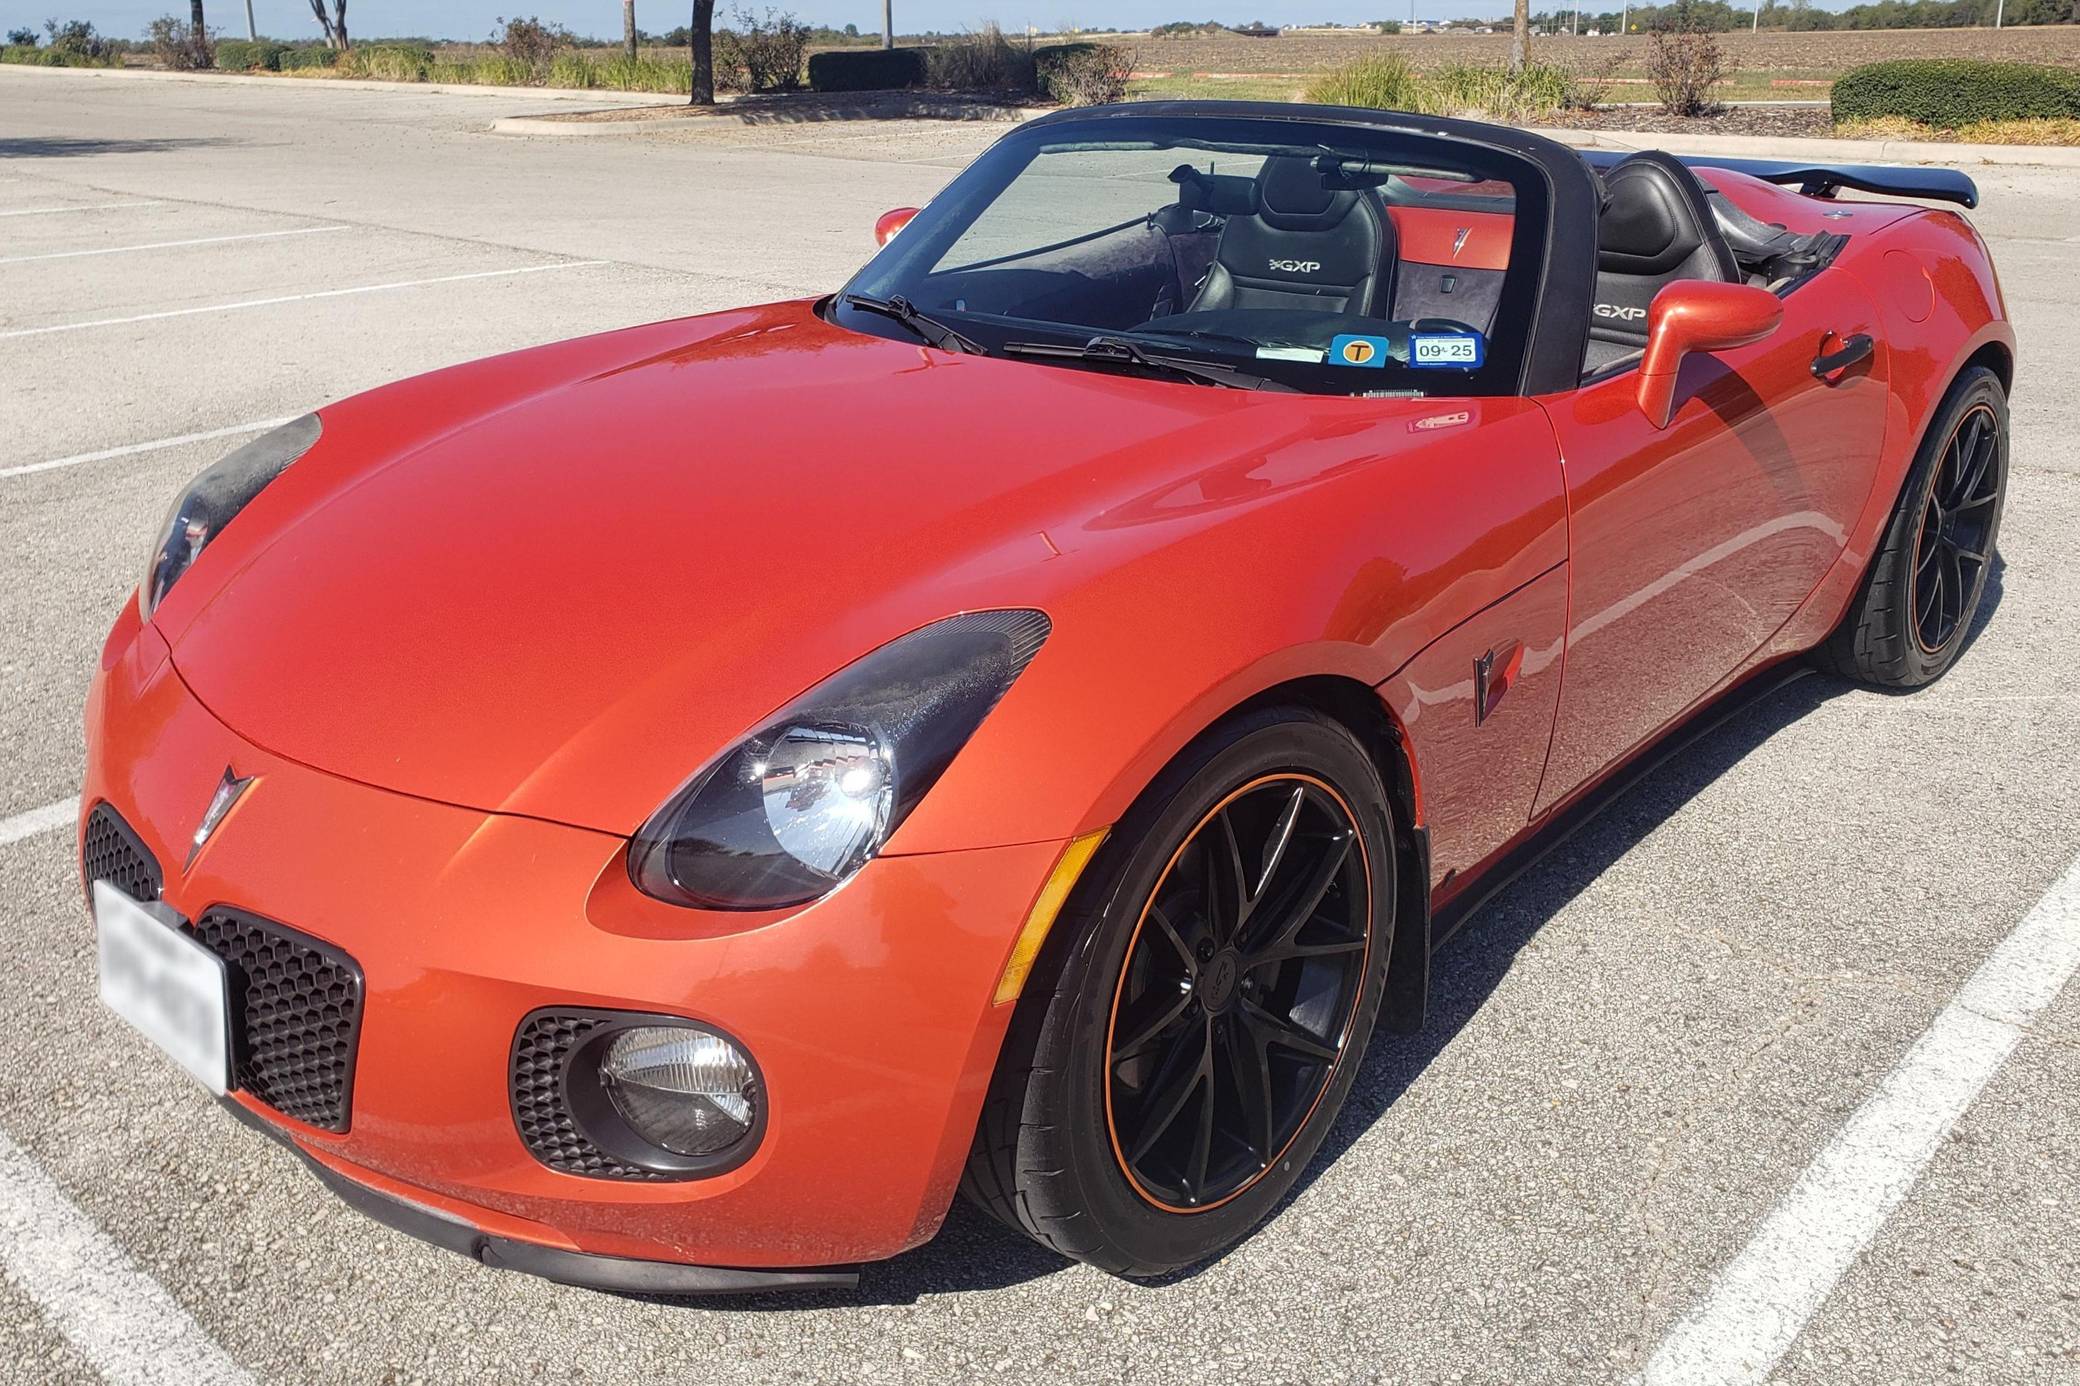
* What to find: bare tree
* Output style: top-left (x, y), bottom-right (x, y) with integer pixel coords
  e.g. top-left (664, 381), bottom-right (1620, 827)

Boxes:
top-left (188, 0), bottom-right (212, 64)
top-left (1509, 0), bottom-right (1530, 73)
top-left (624, 0), bottom-right (637, 61)
top-left (306, 0), bottom-right (349, 49)
top-left (687, 0), bottom-right (715, 104)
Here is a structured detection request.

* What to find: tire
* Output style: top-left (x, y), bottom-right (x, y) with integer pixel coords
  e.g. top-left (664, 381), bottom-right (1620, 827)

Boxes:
top-left (1817, 364), bottom-right (2008, 688)
top-left (962, 705), bottom-right (1396, 1278)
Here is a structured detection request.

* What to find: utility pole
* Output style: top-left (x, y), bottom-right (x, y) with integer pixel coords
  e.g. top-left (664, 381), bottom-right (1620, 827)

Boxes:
top-left (1753, 0), bottom-right (1762, 32)
top-left (1621, 0), bottom-right (1629, 32)
top-left (882, 0), bottom-right (893, 49)
top-left (243, 0), bottom-right (255, 39)
top-left (1995, 0), bottom-right (2005, 26)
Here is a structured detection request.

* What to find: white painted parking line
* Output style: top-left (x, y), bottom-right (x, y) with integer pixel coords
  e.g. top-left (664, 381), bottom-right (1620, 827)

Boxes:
top-left (0, 201), bottom-right (165, 218)
top-left (0, 1129), bottom-right (253, 1385)
top-left (0, 798), bottom-right (76, 847)
top-left (0, 224), bottom-right (350, 267)
top-left (1636, 851), bottom-right (2080, 1386)
top-left (1, 419), bottom-right (293, 481)
top-left (0, 260), bottom-right (613, 341)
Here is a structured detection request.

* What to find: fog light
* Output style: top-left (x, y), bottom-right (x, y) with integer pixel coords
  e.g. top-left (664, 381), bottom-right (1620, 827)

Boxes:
top-left (599, 1026), bottom-right (758, 1157)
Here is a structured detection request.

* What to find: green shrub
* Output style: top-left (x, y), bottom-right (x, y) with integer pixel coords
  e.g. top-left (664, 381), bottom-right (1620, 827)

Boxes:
top-left (468, 54), bottom-right (532, 85)
top-left (593, 53), bottom-right (692, 93)
top-left (1831, 59), bottom-right (2080, 130)
top-left (425, 58), bottom-right (477, 82)
top-left (278, 46), bottom-right (338, 71)
top-left (807, 46), bottom-right (926, 91)
top-left (213, 38), bottom-right (289, 70)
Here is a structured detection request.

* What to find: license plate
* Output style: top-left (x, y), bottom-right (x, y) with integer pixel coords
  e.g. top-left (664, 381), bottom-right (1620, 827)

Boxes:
top-left (94, 882), bottom-right (232, 1095)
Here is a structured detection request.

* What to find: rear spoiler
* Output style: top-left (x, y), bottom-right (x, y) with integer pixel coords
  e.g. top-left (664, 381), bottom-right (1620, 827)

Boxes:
top-left (1578, 150), bottom-right (1979, 210)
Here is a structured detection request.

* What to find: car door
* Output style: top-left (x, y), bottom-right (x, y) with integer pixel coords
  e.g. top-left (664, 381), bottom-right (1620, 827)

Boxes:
top-left (1531, 267), bottom-right (1889, 816)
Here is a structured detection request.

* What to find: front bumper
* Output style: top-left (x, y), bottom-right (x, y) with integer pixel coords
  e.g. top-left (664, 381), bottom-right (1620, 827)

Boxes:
top-left (83, 601), bottom-right (1066, 1276)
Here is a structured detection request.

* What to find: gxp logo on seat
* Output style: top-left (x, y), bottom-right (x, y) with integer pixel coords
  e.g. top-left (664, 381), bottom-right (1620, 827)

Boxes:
top-left (1269, 258), bottom-right (1322, 275)
top-left (1594, 303), bottom-right (1648, 321)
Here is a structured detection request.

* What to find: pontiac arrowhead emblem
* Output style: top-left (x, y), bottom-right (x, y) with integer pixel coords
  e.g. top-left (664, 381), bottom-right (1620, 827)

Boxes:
top-left (187, 767), bottom-right (253, 869)
top-left (1451, 226), bottom-right (1472, 259)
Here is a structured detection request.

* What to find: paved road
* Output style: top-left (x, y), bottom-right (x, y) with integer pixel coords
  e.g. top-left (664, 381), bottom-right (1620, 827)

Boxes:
top-left (2, 68), bottom-right (2077, 1386)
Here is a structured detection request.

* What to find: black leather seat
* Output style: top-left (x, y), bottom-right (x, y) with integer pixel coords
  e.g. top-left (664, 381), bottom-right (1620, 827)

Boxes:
top-left (1586, 152), bottom-right (1740, 369)
top-left (1188, 155), bottom-right (1396, 317)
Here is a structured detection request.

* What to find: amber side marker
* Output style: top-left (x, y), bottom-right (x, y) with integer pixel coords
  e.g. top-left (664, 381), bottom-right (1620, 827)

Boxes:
top-left (993, 829), bottom-right (1109, 1006)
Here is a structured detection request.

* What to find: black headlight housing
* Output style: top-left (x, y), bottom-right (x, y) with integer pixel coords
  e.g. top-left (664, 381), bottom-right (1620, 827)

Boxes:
top-left (629, 609), bottom-right (1051, 911)
top-left (140, 413), bottom-right (321, 620)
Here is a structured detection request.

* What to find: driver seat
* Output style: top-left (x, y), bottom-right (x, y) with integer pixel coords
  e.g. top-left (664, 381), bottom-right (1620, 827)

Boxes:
top-left (1586, 152), bottom-right (1740, 370)
top-left (1188, 155), bottom-right (1396, 317)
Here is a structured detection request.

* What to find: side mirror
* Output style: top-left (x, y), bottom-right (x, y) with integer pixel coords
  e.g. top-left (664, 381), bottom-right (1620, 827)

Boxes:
top-left (1636, 281), bottom-right (1784, 428)
top-left (874, 207), bottom-right (919, 247)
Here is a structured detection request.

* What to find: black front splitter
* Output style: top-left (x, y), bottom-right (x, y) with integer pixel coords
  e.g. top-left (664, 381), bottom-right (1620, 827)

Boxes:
top-left (220, 1099), bottom-right (860, 1296)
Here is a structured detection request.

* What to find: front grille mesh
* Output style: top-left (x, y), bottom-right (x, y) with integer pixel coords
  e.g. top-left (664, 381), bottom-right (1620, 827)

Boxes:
top-left (82, 803), bottom-right (364, 1133)
top-left (82, 803), bottom-right (162, 903)
top-left (185, 909), bottom-right (363, 1132)
top-left (511, 1011), bottom-right (665, 1181)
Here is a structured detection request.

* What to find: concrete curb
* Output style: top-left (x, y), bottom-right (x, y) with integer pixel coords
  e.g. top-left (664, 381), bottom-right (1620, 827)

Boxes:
top-left (1531, 124), bottom-right (2080, 169)
top-left (0, 62), bottom-right (662, 104)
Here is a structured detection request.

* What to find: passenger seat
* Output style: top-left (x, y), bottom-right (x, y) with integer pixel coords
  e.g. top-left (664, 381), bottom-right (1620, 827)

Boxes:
top-left (1585, 152), bottom-right (1740, 373)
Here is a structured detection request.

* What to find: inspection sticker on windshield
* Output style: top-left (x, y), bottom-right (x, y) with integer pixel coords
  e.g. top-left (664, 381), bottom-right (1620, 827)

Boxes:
top-left (1409, 332), bottom-right (1486, 369)
top-left (1329, 334), bottom-right (1393, 369)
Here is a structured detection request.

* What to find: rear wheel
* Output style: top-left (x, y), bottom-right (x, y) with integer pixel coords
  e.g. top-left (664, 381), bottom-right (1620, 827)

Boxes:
top-left (1819, 365), bottom-right (2008, 688)
top-left (962, 706), bottom-right (1395, 1277)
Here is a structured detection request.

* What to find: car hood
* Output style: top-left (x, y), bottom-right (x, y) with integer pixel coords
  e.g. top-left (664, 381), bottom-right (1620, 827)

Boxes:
top-left (166, 301), bottom-right (1366, 836)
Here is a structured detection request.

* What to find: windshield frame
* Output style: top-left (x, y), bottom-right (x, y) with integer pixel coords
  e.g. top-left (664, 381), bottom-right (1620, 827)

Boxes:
top-left (833, 103), bottom-right (1601, 399)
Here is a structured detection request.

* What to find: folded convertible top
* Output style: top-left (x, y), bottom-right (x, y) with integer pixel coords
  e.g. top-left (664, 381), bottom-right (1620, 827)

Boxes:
top-left (1578, 150), bottom-right (1979, 210)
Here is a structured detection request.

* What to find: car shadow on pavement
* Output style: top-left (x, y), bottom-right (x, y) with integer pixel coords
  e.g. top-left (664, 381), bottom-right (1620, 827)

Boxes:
top-left (655, 553), bottom-right (2006, 1309)
top-left (0, 136), bottom-right (232, 158)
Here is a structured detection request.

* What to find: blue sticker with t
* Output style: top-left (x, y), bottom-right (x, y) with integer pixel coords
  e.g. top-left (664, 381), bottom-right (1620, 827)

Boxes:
top-left (1329, 334), bottom-right (1392, 369)
top-left (1408, 332), bottom-right (1486, 369)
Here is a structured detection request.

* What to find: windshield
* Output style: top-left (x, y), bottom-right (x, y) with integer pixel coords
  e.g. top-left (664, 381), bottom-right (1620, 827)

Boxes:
top-left (835, 114), bottom-right (1544, 397)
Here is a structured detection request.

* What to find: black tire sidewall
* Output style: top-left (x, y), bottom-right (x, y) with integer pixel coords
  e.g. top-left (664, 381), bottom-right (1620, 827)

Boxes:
top-left (1035, 708), bottom-right (1396, 1276)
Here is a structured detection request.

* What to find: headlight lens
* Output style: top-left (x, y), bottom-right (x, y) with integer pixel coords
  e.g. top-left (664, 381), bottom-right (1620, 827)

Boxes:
top-left (140, 413), bottom-right (321, 619)
top-left (630, 609), bottom-right (1051, 911)
top-left (599, 1026), bottom-right (759, 1158)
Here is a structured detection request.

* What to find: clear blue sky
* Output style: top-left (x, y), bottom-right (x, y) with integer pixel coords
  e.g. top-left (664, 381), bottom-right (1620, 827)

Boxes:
top-left (18, 1), bottom-right (1670, 42)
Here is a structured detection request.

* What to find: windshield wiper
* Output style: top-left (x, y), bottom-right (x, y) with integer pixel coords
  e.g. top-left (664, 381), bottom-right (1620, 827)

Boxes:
top-left (1001, 335), bottom-right (1295, 392)
top-left (840, 293), bottom-right (986, 356)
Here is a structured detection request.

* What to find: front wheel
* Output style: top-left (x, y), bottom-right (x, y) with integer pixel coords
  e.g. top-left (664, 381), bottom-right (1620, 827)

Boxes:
top-left (962, 706), bottom-right (1396, 1277)
top-left (1819, 364), bottom-right (2008, 687)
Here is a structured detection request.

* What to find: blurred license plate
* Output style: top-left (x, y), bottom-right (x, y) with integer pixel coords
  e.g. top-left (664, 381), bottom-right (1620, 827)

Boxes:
top-left (94, 882), bottom-right (231, 1095)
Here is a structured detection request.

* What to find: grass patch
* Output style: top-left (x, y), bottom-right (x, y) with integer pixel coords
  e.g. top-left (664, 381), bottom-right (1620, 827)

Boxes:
top-left (1835, 114), bottom-right (2080, 144)
top-left (1305, 53), bottom-right (1594, 122)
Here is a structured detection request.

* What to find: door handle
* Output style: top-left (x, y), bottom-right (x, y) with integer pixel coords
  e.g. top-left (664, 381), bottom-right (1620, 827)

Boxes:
top-left (1811, 332), bottom-right (1874, 381)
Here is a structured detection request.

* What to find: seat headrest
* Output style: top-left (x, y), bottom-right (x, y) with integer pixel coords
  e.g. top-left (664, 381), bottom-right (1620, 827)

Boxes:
top-left (1597, 152), bottom-right (1737, 281)
top-left (1256, 155), bottom-right (1362, 233)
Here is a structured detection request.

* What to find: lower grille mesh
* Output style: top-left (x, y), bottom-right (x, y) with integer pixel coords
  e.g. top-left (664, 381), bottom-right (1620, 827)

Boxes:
top-left (185, 909), bottom-right (364, 1133)
top-left (511, 1012), bottom-right (666, 1181)
top-left (82, 803), bottom-right (162, 903)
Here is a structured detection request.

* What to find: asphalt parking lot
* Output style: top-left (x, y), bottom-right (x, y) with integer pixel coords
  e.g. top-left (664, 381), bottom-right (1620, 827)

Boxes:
top-left (2, 67), bottom-right (2078, 1386)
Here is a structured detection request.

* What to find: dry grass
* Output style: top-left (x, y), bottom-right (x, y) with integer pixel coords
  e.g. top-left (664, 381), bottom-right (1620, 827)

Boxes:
top-left (1833, 113), bottom-right (2080, 143)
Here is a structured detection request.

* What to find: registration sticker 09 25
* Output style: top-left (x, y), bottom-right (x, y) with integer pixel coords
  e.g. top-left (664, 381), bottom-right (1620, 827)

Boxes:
top-left (1409, 333), bottom-right (1486, 369)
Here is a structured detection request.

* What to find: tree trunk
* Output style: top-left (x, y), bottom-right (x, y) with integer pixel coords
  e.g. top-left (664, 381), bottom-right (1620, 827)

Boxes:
top-left (1509, 0), bottom-right (1530, 73)
top-left (335, 0), bottom-right (348, 49)
top-left (688, 0), bottom-right (715, 105)
top-left (624, 0), bottom-right (637, 61)
top-left (189, 0), bottom-right (212, 65)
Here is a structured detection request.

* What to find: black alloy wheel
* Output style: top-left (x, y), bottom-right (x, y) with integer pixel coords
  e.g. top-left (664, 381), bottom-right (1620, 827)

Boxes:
top-left (1104, 775), bottom-right (1370, 1212)
top-left (1910, 402), bottom-right (2000, 654)
top-left (963, 706), bottom-right (1396, 1278)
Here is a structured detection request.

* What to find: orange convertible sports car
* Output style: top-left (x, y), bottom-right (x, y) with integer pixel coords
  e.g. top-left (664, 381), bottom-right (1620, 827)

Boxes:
top-left (84, 103), bottom-right (2013, 1293)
